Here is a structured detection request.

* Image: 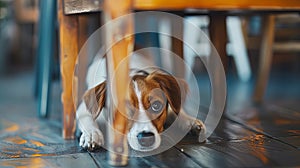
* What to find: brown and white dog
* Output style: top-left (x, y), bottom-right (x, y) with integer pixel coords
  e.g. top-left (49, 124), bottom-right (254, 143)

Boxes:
top-left (76, 51), bottom-right (206, 152)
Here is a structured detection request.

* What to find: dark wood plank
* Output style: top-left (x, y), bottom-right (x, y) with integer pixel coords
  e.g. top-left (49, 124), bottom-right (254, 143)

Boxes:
top-left (179, 117), bottom-right (257, 146)
top-left (90, 147), bottom-right (200, 167)
top-left (208, 118), bottom-right (256, 141)
top-left (0, 153), bottom-right (98, 168)
top-left (278, 136), bottom-right (300, 149)
top-left (90, 149), bottom-right (151, 168)
top-left (0, 117), bottom-right (82, 159)
top-left (177, 136), bottom-right (300, 167)
top-left (0, 76), bottom-right (81, 159)
top-left (227, 104), bottom-right (300, 138)
top-left (176, 106), bottom-right (300, 167)
top-left (142, 147), bottom-right (201, 168)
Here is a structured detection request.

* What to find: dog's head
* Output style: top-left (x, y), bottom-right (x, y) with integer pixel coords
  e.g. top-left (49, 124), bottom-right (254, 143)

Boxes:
top-left (83, 71), bottom-right (188, 152)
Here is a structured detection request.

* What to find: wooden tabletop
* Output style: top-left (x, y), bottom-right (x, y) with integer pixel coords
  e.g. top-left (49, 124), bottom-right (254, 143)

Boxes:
top-left (64, 0), bottom-right (300, 14)
top-left (134, 0), bottom-right (300, 11)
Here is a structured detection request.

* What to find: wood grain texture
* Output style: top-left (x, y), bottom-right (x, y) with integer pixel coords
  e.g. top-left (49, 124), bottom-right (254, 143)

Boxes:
top-left (104, 0), bottom-right (134, 166)
top-left (77, 15), bottom-right (90, 101)
top-left (58, 0), bottom-right (79, 139)
top-left (90, 149), bottom-right (152, 168)
top-left (227, 103), bottom-right (300, 140)
top-left (134, 0), bottom-right (300, 11)
top-left (64, 0), bottom-right (300, 14)
top-left (177, 136), bottom-right (300, 167)
top-left (0, 153), bottom-right (98, 168)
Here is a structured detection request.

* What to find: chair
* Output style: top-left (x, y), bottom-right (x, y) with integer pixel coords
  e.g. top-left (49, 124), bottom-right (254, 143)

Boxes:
top-left (254, 14), bottom-right (300, 102)
top-left (182, 16), bottom-right (252, 82)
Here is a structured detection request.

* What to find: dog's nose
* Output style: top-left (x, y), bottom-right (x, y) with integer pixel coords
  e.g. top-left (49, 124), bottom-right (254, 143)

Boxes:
top-left (137, 131), bottom-right (155, 147)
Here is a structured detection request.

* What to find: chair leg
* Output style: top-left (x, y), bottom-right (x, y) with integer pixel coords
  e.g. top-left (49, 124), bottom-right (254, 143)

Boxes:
top-left (253, 15), bottom-right (275, 102)
top-left (158, 17), bottom-right (172, 71)
top-left (58, 0), bottom-right (78, 139)
top-left (209, 15), bottom-right (228, 71)
top-left (158, 13), bottom-right (185, 78)
top-left (226, 16), bottom-right (252, 82)
top-left (183, 16), bottom-right (210, 81)
top-left (171, 14), bottom-right (185, 78)
top-left (37, 0), bottom-right (56, 118)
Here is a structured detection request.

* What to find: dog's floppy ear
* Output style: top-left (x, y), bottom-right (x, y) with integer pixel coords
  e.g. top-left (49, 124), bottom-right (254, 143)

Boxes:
top-left (150, 73), bottom-right (188, 115)
top-left (83, 81), bottom-right (106, 120)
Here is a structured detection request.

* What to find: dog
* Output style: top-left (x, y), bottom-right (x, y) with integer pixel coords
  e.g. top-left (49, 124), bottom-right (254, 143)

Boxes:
top-left (76, 50), bottom-right (206, 152)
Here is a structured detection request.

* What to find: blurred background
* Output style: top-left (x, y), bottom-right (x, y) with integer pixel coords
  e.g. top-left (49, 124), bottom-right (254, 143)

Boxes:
top-left (1, 0), bottom-right (37, 72)
top-left (0, 0), bottom-right (61, 120)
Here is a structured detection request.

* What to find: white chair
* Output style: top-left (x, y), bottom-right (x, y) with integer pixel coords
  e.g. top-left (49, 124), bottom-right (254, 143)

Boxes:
top-left (181, 16), bottom-right (252, 82)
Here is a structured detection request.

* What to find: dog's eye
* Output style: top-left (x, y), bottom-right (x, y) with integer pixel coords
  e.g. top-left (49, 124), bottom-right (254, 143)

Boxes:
top-left (150, 101), bottom-right (163, 113)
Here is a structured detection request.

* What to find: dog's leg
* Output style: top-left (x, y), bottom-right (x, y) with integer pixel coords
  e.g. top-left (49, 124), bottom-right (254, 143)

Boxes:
top-left (77, 102), bottom-right (104, 150)
top-left (170, 108), bottom-right (206, 143)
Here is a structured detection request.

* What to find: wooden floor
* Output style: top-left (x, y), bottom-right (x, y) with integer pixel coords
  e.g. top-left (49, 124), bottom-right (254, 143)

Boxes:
top-left (0, 62), bottom-right (299, 167)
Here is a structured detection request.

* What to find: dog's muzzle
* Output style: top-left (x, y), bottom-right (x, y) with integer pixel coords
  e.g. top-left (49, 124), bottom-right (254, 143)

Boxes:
top-left (137, 131), bottom-right (155, 147)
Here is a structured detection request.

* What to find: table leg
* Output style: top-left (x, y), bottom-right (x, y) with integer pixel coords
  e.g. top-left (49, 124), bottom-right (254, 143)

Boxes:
top-left (58, 0), bottom-right (78, 139)
top-left (77, 15), bottom-right (90, 101)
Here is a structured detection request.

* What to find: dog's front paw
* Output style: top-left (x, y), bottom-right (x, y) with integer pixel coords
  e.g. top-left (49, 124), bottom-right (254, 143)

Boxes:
top-left (191, 119), bottom-right (206, 143)
top-left (79, 129), bottom-right (104, 151)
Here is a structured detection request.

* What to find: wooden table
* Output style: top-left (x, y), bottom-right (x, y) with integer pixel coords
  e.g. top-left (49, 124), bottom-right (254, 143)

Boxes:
top-left (59, 0), bottom-right (300, 140)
